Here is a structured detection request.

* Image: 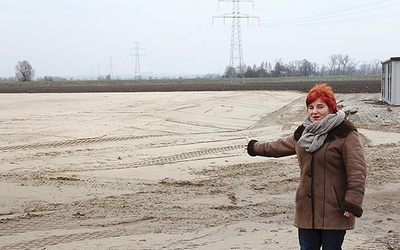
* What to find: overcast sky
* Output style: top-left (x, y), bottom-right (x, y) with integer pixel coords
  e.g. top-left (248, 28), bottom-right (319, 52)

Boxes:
top-left (1, 0), bottom-right (400, 79)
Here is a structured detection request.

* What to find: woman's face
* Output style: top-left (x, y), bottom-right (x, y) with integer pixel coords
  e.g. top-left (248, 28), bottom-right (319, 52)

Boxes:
top-left (307, 98), bottom-right (332, 122)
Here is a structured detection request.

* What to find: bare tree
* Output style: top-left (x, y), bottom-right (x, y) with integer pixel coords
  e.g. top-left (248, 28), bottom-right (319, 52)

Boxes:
top-left (358, 61), bottom-right (371, 75)
top-left (299, 59), bottom-right (316, 76)
top-left (15, 60), bottom-right (35, 81)
top-left (328, 54), bottom-right (339, 75)
top-left (370, 59), bottom-right (382, 74)
top-left (339, 54), bottom-right (349, 75)
top-left (223, 66), bottom-right (237, 78)
top-left (327, 54), bottom-right (358, 76)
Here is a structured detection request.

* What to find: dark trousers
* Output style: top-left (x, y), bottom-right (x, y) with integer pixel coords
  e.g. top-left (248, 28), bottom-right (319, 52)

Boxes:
top-left (298, 228), bottom-right (346, 250)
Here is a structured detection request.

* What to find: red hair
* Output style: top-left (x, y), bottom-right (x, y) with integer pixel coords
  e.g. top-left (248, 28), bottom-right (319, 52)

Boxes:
top-left (306, 83), bottom-right (338, 113)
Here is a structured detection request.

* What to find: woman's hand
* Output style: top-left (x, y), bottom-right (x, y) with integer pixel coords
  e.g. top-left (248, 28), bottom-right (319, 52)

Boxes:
top-left (245, 137), bottom-right (251, 149)
top-left (244, 136), bottom-right (253, 150)
top-left (343, 211), bottom-right (354, 218)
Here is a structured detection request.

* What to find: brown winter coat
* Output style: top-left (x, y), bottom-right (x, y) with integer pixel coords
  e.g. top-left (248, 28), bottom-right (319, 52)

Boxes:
top-left (247, 120), bottom-right (366, 230)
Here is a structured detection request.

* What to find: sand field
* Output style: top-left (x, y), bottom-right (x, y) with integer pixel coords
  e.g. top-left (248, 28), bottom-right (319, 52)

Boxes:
top-left (0, 91), bottom-right (399, 249)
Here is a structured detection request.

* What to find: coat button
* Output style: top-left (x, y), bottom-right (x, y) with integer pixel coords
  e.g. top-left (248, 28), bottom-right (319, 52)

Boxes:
top-left (308, 172), bottom-right (312, 177)
top-left (307, 194), bottom-right (312, 198)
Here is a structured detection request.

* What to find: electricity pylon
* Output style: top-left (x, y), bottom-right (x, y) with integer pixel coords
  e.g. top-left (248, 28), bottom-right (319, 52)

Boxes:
top-left (128, 42), bottom-right (145, 80)
top-left (213, 0), bottom-right (259, 81)
top-left (108, 57), bottom-right (115, 80)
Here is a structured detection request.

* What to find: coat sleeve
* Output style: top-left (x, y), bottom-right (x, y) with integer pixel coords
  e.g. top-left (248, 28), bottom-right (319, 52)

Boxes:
top-left (247, 135), bottom-right (297, 158)
top-left (341, 130), bottom-right (367, 217)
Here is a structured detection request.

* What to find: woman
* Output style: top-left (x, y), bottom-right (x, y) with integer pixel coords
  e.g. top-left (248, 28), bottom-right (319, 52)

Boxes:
top-left (247, 83), bottom-right (366, 250)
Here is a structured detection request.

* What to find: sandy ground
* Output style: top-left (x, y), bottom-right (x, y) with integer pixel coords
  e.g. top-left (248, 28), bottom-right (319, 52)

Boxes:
top-left (0, 91), bottom-right (399, 250)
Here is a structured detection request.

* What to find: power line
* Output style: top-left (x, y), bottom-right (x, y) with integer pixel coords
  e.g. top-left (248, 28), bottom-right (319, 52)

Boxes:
top-left (260, 1), bottom-right (400, 27)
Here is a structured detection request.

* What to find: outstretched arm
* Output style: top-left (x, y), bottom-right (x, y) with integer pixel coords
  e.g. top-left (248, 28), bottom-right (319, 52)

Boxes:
top-left (246, 135), bottom-right (297, 158)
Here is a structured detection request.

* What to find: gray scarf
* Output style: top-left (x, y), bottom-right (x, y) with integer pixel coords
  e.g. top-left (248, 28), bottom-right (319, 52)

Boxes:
top-left (298, 110), bottom-right (346, 153)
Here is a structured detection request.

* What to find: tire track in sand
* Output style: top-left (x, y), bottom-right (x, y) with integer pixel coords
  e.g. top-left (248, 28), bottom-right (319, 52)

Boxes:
top-left (0, 225), bottom-right (148, 250)
top-left (40, 144), bottom-right (244, 173)
top-left (0, 134), bottom-right (166, 151)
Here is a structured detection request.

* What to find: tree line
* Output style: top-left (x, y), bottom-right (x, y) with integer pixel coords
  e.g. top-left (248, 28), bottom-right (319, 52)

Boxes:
top-left (224, 54), bottom-right (382, 78)
top-left (2, 54), bottom-right (383, 82)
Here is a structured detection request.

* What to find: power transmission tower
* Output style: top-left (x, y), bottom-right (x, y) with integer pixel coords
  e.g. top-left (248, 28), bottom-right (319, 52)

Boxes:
top-left (128, 42), bottom-right (145, 80)
top-left (97, 62), bottom-right (101, 79)
top-left (213, 0), bottom-right (259, 82)
top-left (108, 57), bottom-right (115, 80)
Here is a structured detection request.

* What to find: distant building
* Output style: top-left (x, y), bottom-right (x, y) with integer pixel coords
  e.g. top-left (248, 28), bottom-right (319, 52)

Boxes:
top-left (381, 57), bottom-right (400, 105)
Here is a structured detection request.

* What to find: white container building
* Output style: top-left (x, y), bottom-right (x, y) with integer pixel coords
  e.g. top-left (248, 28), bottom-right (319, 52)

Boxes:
top-left (381, 57), bottom-right (400, 105)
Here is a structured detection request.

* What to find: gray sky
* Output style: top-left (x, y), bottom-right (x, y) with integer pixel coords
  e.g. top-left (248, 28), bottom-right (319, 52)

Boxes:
top-left (1, 0), bottom-right (400, 79)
